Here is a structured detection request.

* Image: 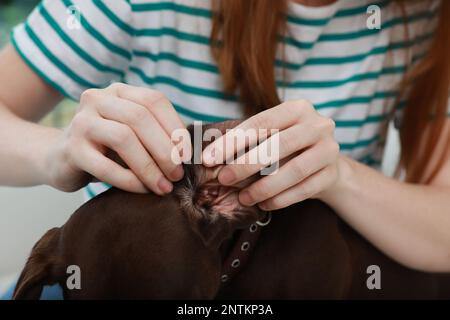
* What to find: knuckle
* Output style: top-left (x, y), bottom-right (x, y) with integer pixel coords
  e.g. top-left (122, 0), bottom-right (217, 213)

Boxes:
top-left (283, 101), bottom-right (302, 119)
top-left (70, 113), bottom-right (90, 135)
top-left (268, 197), bottom-right (284, 210)
top-left (158, 151), bottom-right (175, 166)
top-left (91, 159), bottom-right (109, 180)
top-left (144, 90), bottom-right (168, 107)
top-left (322, 117), bottom-right (336, 133)
top-left (327, 118), bottom-right (336, 130)
top-left (291, 158), bottom-right (308, 179)
top-left (251, 182), bottom-right (270, 200)
top-left (108, 82), bottom-right (127, 92)
top-left (314, 117), bottom-right (335, 135)
top-left (283, 99), bottom-right (314, 123)
top-left (139, 160), bottom-right (158, 179)
top-left (299, 183), bottom-right (314, 200)
top-left (321, 138), bottom-right (340, 159)
top-left (249, 113), bottom-right (270, 130)
top-left (151, 149), bottom-right (174, 170)
top-left (329, 140), bottom-right (340, 155)
top-left (295, 99), bottom-right (314, 113)
top-left (122, 175), bottom-right (139, 192)
top-left (80, 88), bottom-right (101, 104)
top-left (127, 105), bottom-right (149, 125)
top-left (112, 126), bottom-right (134, 146)
top-left (280, 128), bottom-right (297, 151)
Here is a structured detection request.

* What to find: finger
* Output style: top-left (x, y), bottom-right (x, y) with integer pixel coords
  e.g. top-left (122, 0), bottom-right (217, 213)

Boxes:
top-left (107, 83), bottom-right (186, 135)
top-left (92, 94), bottom-right (184, 181)
top-left (73, 143), bottom-right (148, 194)
top-left (239, 139), bottom-right (339, 206)
top-left (216, 122), bottom-right (321, 186)
top-left (258, 165), bottom-right (338, 211)
top-left (86, 117), bottom-right (173, 195)
top-left (202, 100), bottom-right (314, 166)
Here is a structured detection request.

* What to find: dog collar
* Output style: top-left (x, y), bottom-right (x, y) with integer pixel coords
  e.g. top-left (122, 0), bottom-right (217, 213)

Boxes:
top-left (219, 211), bottom-right (272, 285)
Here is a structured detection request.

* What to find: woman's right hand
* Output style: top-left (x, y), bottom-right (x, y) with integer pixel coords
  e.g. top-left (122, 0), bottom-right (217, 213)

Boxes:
top-left (44, 83), bottom-right (188, 195)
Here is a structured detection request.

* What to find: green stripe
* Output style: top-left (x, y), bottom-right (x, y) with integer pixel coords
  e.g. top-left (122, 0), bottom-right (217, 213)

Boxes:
top-left (279, 65), bottom-right (406, 89)
top-left (10, 29), bottom-right (74, 100)
top-left (62, 0), bottom-right (132, 60)
top-left (318, 10), bottom-right (436, 42)
top-left (358, 154), bottom-right (382, 166)
top-left (132, 50), bottom-right (219, 73)
top-left (129, 66), bottom-right (237, 101)
top-left (315, 91), bottom-right (398, 109)
top-left (335, 0), bottom-right (389, 18)
top-left (286, 15), bottom-right (330, 27)
top-left (93, 0), bottom-right (135, 35)
top-left (131, 1), bottom-right (212, 18)
top-left (287, 1), bottom-right (390, 26)
top-left (39, 3), bottom-right (125, 78)
top-left (24, 22), bottom-right (100, 89)
top-left (102, 182), bottom-right (112, 189)
top-left (135, 27), bottom-right (211, 44)
top-left (334, 114), bottom-right (387, 127)
top-left (340, 135), bottom-right (380, 150)
top-left (277, 33), bottom-right (432, 70)
top-left (85, 185), bottom-right (97, 198)
top-left (283, 36), bottom-right (314, 50)
top-left (173, 103), bottom-right (234, 123)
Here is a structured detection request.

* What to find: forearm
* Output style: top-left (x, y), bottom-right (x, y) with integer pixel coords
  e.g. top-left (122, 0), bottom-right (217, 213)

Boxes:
top-left (0, 102), bottom-right (62, 187)
top-left (320, 155), bottom-right (450, 272)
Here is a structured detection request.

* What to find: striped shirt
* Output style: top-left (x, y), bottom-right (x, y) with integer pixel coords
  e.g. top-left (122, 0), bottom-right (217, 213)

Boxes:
top-left (11, 0), bottom-right (440, 199)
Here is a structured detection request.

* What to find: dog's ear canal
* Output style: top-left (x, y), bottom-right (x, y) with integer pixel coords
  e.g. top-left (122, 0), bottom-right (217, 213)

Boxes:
top-left (181, 178), bottom-right (261, 248)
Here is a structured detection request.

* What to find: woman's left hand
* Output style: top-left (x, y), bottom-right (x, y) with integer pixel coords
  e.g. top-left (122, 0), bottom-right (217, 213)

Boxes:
top-left (202, 100), bottom-right (341, 210)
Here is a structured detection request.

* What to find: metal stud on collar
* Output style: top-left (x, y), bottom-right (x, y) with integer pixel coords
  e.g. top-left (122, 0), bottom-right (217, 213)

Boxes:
top-left (256, 211), bottom-right (272, 227)
top-left (241, 241), bottom-right (250, 251)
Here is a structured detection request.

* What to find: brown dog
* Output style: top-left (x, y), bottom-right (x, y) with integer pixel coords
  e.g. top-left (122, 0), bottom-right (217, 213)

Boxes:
top-left (13, 121), bottom-right (450, 299)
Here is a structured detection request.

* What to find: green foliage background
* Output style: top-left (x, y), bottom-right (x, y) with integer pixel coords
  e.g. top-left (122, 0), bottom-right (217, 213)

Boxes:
top-left (0, 0), bottom-right (77, 128)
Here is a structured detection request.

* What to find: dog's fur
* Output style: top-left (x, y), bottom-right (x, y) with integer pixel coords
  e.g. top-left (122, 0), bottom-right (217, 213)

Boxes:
top-left (13, 121), bottom-right (450, 299)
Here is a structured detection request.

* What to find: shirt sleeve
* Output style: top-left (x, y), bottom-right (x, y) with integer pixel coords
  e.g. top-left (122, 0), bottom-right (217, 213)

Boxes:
top-left (10, 0), bottom-right (134, 100)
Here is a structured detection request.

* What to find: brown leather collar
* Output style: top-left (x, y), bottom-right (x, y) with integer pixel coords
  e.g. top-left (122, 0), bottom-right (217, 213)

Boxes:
top-left (219, 211), bottom-right (272, 285)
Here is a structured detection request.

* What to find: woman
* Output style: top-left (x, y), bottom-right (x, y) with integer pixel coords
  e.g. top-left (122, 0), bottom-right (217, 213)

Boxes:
top-left (1, 0), bottom-right (449, 299)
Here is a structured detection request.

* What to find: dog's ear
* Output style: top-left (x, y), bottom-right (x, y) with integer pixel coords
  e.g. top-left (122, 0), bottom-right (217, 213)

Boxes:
top-left (175, 119), bottom-right (262, 247)
top-left (13, 228), bottom-right (63, 300)
top-left (175, 167), bottom-right (261, 248)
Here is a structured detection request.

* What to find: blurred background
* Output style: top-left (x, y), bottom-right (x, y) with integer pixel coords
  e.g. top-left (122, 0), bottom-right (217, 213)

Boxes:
top-left (0, 0), bottom-right (401, 297)
top-left (0, 0), bottom-right (82, 295)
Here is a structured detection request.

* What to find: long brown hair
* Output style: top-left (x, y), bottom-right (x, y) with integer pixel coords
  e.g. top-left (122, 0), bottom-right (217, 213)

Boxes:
top-left (210, 0), bottom-right (450, 184)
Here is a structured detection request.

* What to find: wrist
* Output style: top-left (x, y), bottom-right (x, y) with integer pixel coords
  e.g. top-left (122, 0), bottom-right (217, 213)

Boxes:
top-left (36, 126), bottom-right (64, 187)
top-left (316, 154), bottom-right (357, 205)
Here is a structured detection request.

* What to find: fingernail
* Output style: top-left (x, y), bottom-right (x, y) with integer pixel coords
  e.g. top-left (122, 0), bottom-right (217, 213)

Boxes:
top-left (239, 191), bottom-right (255, 206)
top-left (219, 168), bottom-right (236, 185)
top-left (170, 166), bottom-right (184, 181)
top-left (158, 178), bottom-right (173, 194)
